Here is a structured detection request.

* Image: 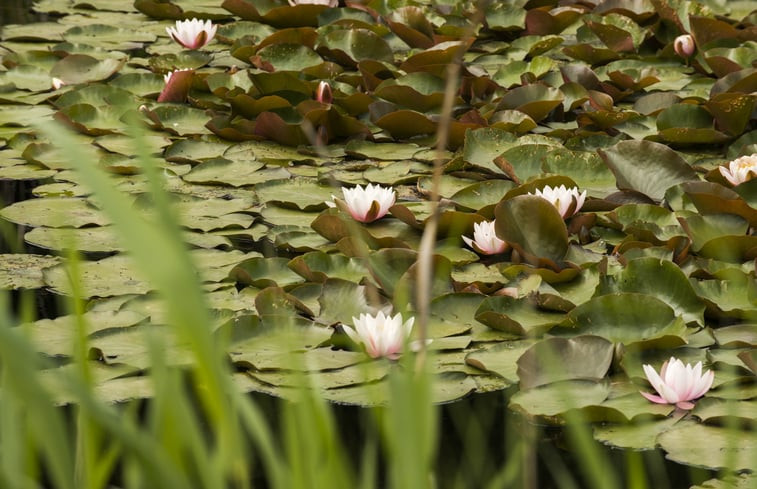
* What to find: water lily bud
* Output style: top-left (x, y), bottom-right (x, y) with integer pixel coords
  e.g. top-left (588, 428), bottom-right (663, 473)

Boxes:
top-left (316, 81), bottom-right (333, 104)
top-left (641, 357), bottom-right (714, 410)
top-left (51, 77), bottom-right (65, 90)
top-left (166, 18), bottom-right (217, 50)
top-left (673, 34), bottom-right (695, 58)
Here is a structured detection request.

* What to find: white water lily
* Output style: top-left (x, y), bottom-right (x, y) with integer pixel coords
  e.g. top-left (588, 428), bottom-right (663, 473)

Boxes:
top-left (328, 184), bottom-right (396, 223)
top-left (641, 357), bottom-right (714, 410)
top-left (462, 221), bottom-right (507, 255)
top-left (289, 0), bottom-right (338, 6)
top-left (530, 184), bottom-right (586, 218)
top-left (719, 154), bottom-right (757, 186)
top-left (342, 311), bottom-right (414, 359)
top-left (166, 18), bottom-right (217, 50)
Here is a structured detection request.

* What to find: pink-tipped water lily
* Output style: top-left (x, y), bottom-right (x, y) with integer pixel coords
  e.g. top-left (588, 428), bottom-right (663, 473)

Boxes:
top-left (719, 154), bottom-right (757, 186)
top-left (462, 220), bottom-right (507, 255)
top-left (529, 184), bottom-right (586, 218)
top-left (673, 34), bottom-right (695, 58)
top-left (641, 357), bottom-right (714, 410)
top-left (316, 81), bottom-right (333, 104)
top-left (328, 184), bottom-right (396, 223)
top-left (289, 0), bottom-right (338, 6)
top-left (166, 18), bottom-right (217, 50)
top-left (342, 311), bottom-right (414, 359)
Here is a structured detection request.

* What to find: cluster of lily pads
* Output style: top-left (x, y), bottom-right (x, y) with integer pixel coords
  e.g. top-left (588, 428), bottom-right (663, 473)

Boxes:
top-left (0, 0), bottom-right (756, 481)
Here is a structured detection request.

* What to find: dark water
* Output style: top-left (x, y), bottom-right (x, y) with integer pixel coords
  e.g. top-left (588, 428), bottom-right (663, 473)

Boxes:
top-left (0, 0), bottom-right (48, 26)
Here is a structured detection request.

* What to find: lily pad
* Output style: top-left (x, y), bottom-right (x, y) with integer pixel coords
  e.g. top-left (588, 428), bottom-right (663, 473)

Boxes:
top-left (0, 254), bottom-right (61, 290)
top-left (516, 336), bottom-right (614, 389)
top-left (495, 195), bottom-right (569, 266)
top-left (657, 420), bottom-right (757, 471)
top-left (598, 140), bottom-right (698, 201)
top-left (556, 293), bottom-right (687, 347)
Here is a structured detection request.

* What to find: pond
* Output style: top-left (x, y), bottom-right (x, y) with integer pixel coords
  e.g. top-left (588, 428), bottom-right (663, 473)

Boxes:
top-left (0, 0), bottom-right (755, 488)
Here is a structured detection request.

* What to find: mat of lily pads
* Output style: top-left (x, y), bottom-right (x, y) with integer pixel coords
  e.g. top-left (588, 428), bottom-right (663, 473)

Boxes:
top-left (1, 0), bottom-right (756, 478)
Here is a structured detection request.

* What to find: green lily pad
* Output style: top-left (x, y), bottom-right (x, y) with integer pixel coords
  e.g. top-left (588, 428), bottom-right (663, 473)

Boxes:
top-left (143, 105), bottom-right (211, 136)
top-left (464, 341), bottom-right (534, 384)
top-left (316, 28), bottom-right (393, 67)
top-left (230, 256), bottom-right (304, 289)
top-left (255, 178), bottom-right (334, 211)
top-left (495, 195), bottom-right (569, 266)
top-left (556, 293), bottom-right (687, 347)
top-left (254, 43), bottom-right (322, 71)
top-left (287, 251), bottom-right (367, 283)
top-left (594, 417), bottom-right (680, 450)
top-left (0, 65), bottom-right (54, 91)
top-left (474, 295), bottom-right (564, 336)
top-left (0, 253), bottom-right (61, 290)
top-left (516, 336), bottom-right (614, 389)
top-left (316, 278), bottom-right (369, 326)
top-left (597, 257), bottom-right (705, 326)
top-left (50, 55), bottom-right (125, 85)
top-left (598, 140), bottom-right (698, 201)
top-left (510, 380), bottom-right (611, 418)
top-left (63, 24), bottom-right (156, 48)
top-left (497, 84), bottom-right (564, 122)
top-left (658, 420), bottom-right (757, 471)
top-left (0, 197), bottom-right (109, 228)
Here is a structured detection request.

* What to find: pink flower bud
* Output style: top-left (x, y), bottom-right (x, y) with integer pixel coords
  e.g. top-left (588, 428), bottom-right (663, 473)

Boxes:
top-left (316, 81), bottom-right (333, 104)
top-left (673, 34), bottom-right (695, 58)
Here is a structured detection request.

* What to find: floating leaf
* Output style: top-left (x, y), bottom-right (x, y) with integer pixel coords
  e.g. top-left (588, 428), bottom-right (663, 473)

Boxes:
top-left (556, 293), bottom-right (687, 347)
top-left (597, 257), bottom-right (705, 326)
top-left (510, 380), bottom-right (611, 417)
top-left (316, 29), bottom-right (393, 67)
top-left (517, 336), bottom-right (614, 389)
top-left (0, 197), bottom-right (109, 228)
top-left (658, 420), bottom-right (757, 471)
top-left (0, 254), bottom-right (61, 290)
top-left (495, 195), bottom-right (569, 266)
top-left (598, 140), bottom-right (698, 201)
top-left (474, 296), bottom-right (564, 336)
top-left (50, 55), bottom-right (125, 85)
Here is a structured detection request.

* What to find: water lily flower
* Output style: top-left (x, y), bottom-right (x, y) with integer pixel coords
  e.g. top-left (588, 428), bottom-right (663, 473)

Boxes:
top-left (342, 311), bottom-right (414, 359)
top-left (166, 18), bottom-right (217, 50)
top-left (289, 0), bottom-right (338, 6)
top-left (529, 185), bottom-right (586, 218)
top-left (316, 81), bottom-right (333, 104)
top-left (719, 154), bottom-right (757, 186)
top-left (327, 184), bottom-right (396, 223)
top-left (51, 77), bottom-right (65, 90)
top-left (673, 34), bottom-right (695, 58)
top-left (462, 220), bottom-right (507, 255)
top-left (641, 357), bottom-right (714, 410)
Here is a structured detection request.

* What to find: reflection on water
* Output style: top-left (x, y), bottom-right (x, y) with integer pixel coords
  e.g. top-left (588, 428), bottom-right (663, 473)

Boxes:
top-left (0, 0), bottom-right (48, 26)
